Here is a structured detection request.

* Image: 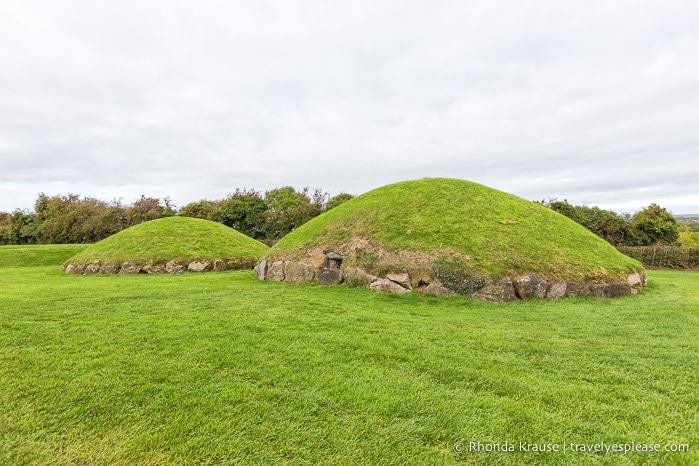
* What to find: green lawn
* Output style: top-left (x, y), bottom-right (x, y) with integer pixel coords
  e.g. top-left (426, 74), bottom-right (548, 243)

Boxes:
top-left (0, 247), bottom-right (697, 465)
top-left (0, 244), bottom-right (87, 268)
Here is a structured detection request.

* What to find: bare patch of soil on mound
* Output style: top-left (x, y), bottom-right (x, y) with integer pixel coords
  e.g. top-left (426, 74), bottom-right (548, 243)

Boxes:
top-left (267, 237), bottom-right (476, 283)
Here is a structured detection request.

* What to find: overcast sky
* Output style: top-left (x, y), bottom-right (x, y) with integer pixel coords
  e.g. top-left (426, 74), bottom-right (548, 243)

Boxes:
top-left (1, 1), bottom-right (698, 215)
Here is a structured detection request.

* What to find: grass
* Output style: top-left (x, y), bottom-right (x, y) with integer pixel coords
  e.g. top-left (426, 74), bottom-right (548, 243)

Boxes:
top-left (0, 244), bottom-right (88, 268)
top-left (268, 178), bottom-right (643, 281)
top-left (64, 217), bottom-right (269, 266)
top-left (1, 246), bottom-right (696, 465)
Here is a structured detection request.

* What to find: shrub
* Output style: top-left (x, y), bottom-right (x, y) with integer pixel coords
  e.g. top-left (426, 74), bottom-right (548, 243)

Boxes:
top-left (618, 246), bottom-right (699, 269)
top-left (326, 193), bottom-right (354, 210)
top-left (34, 194), bottom-right (124, 244)
top-left (178, 200), bottom-right (222, 222)
top-left (431, 256), bottom-right (486, 294)
top-left (219, 189), bottom-right (267, 240)
top-left (627, 204), bottom-right (680, 246)
top-left (679, 231), bottom-right (699, 247)
top-left (550, 202), bottom-right (629, 246)
top-left (124, 195), bottom-right (174, 226)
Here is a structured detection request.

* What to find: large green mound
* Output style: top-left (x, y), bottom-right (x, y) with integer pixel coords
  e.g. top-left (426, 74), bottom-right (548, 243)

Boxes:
top-left (63, 217), bottom-right (268, 274)
top-left (265, 178), bottom-right (643, 284)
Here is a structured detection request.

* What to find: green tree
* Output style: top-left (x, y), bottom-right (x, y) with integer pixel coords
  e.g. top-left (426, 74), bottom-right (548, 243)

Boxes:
top-left (219, 189), bottom-right (267, 240)
top-left (262, 187), bottom-right (324, 243)
top-left (0, 212), bottom-right (8, 244)
top-left (79, 201), bottom-right (125, 243)
top-left (0, 210), bottom-right (37, 245)
top-left (549, 201), bottom-right (628, 246)
top-left (124, 195), bottom-right (174, 226)
top-left (34, 194), bottom-right (124, 243)
top-left (679, 231), bottom-right (699, 247)
top-left (628, 204), bottom-right (680, 246)
top-left (178, 200), bottom-right (223, 222)
top-left (326, 193), bottom-right (354, 210)
top-left (549, 200), bottom-right (577, 219)
top-left (574, 206), bottom-right (629, 246)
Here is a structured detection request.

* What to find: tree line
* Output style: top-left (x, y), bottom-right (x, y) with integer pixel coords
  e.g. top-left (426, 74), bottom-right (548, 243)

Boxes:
top-left (0, 188), bottom-right (354, 246)
top-left (543, 200), bottom-right (682, 247)
top-left (1, 188), bottom-right (686, 248)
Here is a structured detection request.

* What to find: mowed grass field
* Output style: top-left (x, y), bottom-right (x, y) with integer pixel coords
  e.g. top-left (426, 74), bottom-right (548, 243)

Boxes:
top-left (0, 246), bottom-right (697, 465)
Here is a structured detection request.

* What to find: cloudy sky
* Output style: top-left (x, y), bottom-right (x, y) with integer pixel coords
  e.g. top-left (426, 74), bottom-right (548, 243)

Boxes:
top-left (1, 0), bottom-right (698, 215)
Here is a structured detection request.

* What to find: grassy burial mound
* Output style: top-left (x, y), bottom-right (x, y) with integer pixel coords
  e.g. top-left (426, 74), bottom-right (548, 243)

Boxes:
top-left (62, 217), bottom-right (269, 274)
top-left (257, 178), bottom-right (645, 300)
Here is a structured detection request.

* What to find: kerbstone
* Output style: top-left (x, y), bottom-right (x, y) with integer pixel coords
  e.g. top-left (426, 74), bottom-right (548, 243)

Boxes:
top-left (370, 278), bottom-right (409, 294)
top-left (387, 273), bottom-right (412, 289)
top-left (317, 268), bottom-right (342, 285)
top-left (284, 261), bottom-right (314, 283)
top-left (267, 261), bottom-right (285, 281)
top-left (188, 260), bottom-right (213, 272)
top-left (254, 260), bottom-right (267, 280)
top-left (471, 277), bottom-right (518, 302)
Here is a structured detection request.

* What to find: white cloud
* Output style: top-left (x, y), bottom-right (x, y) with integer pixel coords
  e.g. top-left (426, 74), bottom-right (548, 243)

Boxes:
top-left (2, 0), bottom-right (698, 213)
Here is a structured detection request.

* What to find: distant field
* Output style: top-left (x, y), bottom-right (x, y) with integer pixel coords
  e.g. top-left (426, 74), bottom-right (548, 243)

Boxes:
top-left (0, 246), bottom-right (696, 465)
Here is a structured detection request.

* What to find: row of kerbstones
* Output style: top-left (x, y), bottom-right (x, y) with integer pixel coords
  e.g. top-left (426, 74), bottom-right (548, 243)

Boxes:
top-left (63, 259), bottom-right (254, 275)
top-left (255, 259), bottom-right (647, 301)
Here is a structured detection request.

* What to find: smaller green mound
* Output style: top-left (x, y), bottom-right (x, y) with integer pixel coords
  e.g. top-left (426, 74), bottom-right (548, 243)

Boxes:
top-left (0, 244), bottom-right (88, 268)
top-left (63, 217), bottom-right (268, 273)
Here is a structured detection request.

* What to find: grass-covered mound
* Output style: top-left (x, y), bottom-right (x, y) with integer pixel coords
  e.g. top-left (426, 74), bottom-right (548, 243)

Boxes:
top-left (63, 217), bottom-right (268, 274)
top-left (264, 178), bottom-right (643, 288)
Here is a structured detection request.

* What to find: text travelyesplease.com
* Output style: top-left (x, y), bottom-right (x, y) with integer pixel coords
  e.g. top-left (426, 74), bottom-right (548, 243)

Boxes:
top-left (455, 441), bottom-right (690, 455)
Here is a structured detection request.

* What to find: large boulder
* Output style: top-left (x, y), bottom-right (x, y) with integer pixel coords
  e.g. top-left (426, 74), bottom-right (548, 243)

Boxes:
top-left (65, 263), bottom-right (86, 275)
top-left (387, 273), bottom-right (412, 289)
top-left (513, 273), bottom-right (548, 299)
top-left (266, 261), bottom-right (285, 282)
top-left (546, 283), bottom-right (567, 299)
top-left (566, 282), bottom-right (591, 297)
top-left (370, 278), bottom-right (409, 294)
top-left (84, 264), bottom-right (100, 275)
top-left (471, 277), bottom-right (518, 302)
top-left (120, 262), bottom-right (142, 274)
top-left (317, 268), bottom-right (342, 285)
top-left (284, 261), bottom-right (314, 283)
top-left (166, 260), bottom-right (187, 273)
top-left (142, 263), bottom-right (166, 274)
top-left (225, 258), bottom-right (256, 270)
top-left (343, 266), bottom-right (376, 287)
top-left (99, 263), bottom-right (120, 274)
top-left (590, 282), bottom-right (632, 298)
top-left (254, 260), bottom-right (267, 280)
top-left (212, 260), bottom-right (227, 272)
top-left (420, 283), bottom-right (456, 297)
top-left (188, 260), bottom-right (213, 272)
top-left (626, 272), bottom-right (646, 294)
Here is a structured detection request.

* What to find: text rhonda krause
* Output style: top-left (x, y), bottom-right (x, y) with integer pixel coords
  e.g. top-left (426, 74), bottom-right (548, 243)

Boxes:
top-left (458, 441), bottom-right (690, 454)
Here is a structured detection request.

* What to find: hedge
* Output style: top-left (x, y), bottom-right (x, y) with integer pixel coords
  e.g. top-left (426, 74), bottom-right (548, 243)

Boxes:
top-left (617, 246), bottom-right (699, 269)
